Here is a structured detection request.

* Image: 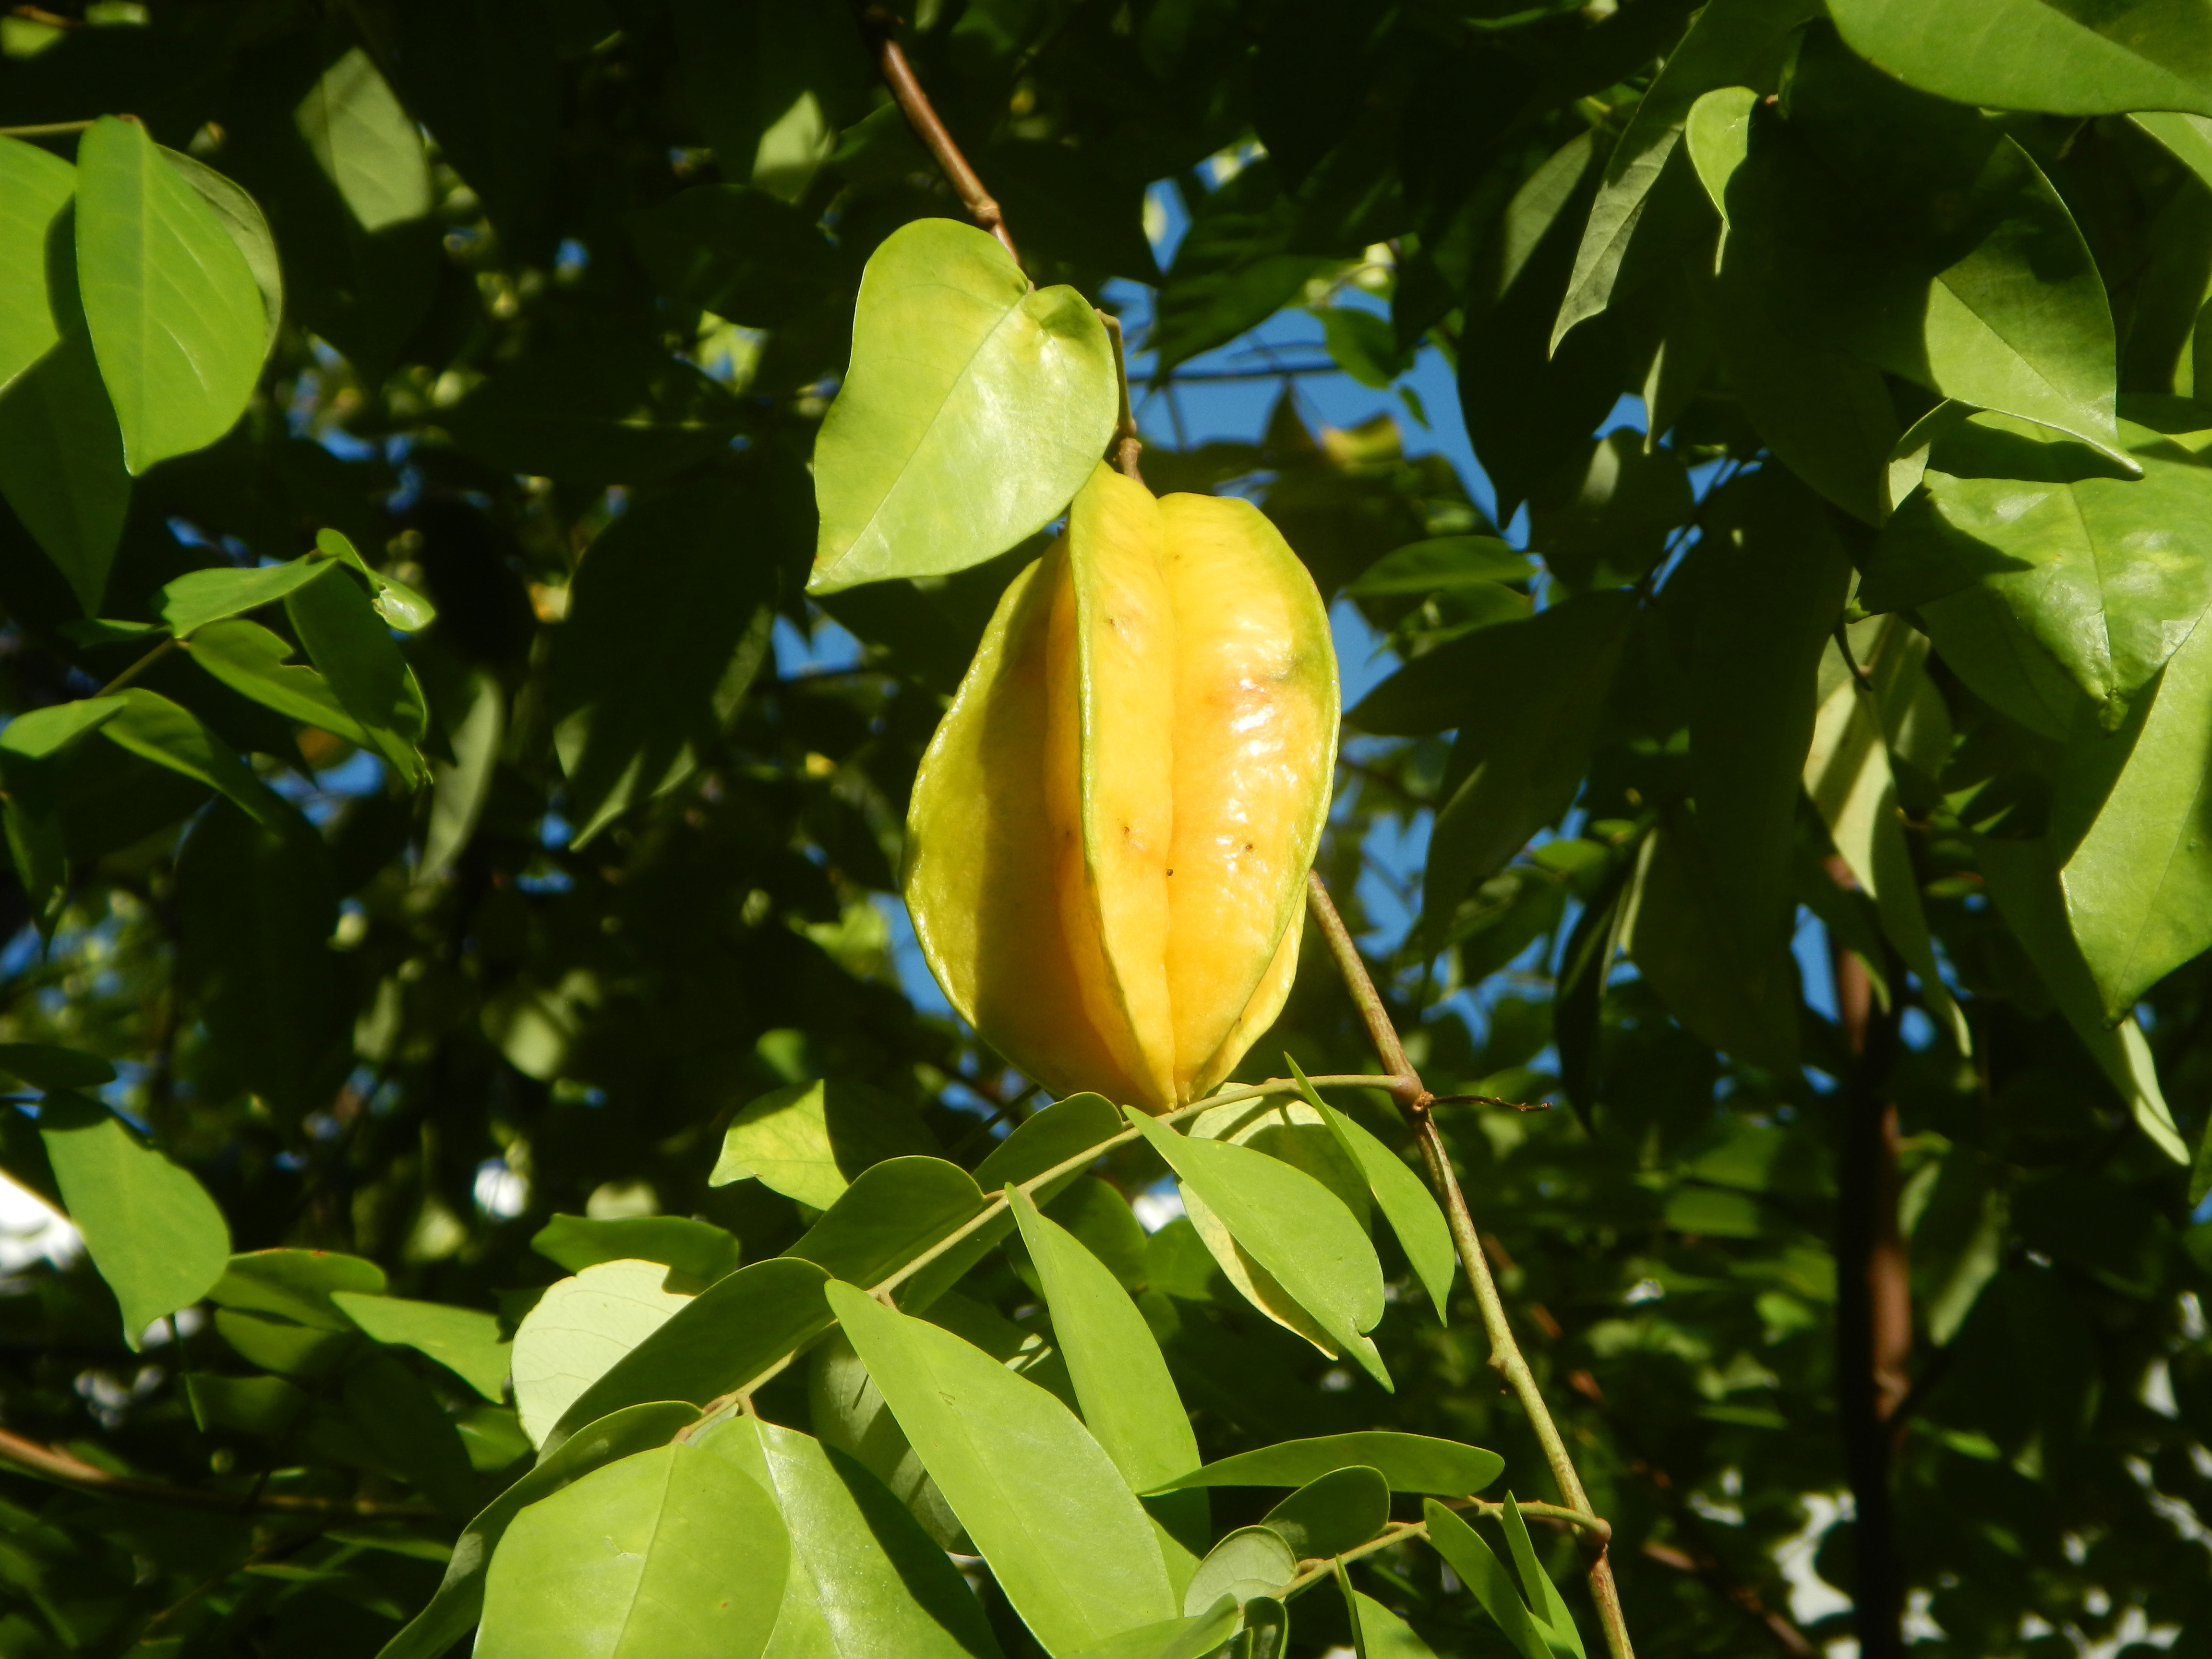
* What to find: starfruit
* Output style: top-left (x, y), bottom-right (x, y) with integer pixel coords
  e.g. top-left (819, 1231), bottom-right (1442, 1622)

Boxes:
top-left (905, 463), bottom-right (1339, 1112)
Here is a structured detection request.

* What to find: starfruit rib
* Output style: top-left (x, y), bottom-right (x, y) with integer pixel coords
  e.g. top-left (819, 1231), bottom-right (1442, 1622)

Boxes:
top-left (1057, 469), bottom-right (1179, 1107)
top-left (1159, 492), bottom-right (1339, 1096)
top-left (903, 556), bottom-right (1151, 1106)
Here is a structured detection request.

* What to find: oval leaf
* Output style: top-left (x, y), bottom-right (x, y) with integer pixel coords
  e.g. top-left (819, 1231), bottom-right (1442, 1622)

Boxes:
top-left (39, 1093), bottom-right (230, 1349)
top-left (809, 218), bottom-right (1117, 594)
top-left (1150, 1432), bottom-right (1503, 1497)
top-left (75, 116), bottom-right (266, 473)
top-left (477, 1441), bottom-right (786, 1659)
top-left (511, 1259), bottom-right (691, 1446)
top-left (1122, 1109), bottom-right (1389, 1388)
top-left (825, 1279), bottom-right (1177, 1655)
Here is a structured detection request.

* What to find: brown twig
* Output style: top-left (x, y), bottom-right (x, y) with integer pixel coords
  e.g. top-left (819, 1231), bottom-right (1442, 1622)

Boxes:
top-left (1304, 871), bottom-right (1635, 1659)
top-left (0, 1425), bottom-right (439, 1519)
top-left (1826, 870), bottom-right (1909, 1659)
top-left (856, 7), bottom-right (1018, 262)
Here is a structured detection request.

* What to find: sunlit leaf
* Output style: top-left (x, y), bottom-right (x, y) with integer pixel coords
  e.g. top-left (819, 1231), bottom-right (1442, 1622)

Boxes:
top-left (809, 218), bottom-right (1117, 593)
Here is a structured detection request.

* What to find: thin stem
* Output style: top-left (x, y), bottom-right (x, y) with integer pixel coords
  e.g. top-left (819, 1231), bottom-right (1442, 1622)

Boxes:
top-left (683, 1071), bottom-right (1407, 1429)
top-left (96, 637), bottom-right (176, 697)
top-left (1304, 872), bottom-right (1636, 1659)
top-left (1101, 313), bottom-right (1143, 481)
top-left (0, 1425), bottom-right (438, 1519)
top-left (1283, 1518), bottom-right (1428, 1597)
top-left (856, 7), bottom-right (1017, 262)
top-left (0, 120), bottom-right (93, 137)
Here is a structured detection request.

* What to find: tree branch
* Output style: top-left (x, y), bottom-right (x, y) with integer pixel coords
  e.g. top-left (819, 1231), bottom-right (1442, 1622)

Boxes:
top-left (855, 7), bottom-right (1017, 262)
top-left (1304, 871), bottom-right (1636, 1659)
top-left (0, 1425), bottom-right (440, 1519)
top-left (1828, 902), bottom-right (1909, 1659)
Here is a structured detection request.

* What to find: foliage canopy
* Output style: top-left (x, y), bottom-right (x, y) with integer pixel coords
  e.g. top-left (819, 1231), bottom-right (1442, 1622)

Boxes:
top-left (0, 1), bottom-right (2209, 1657)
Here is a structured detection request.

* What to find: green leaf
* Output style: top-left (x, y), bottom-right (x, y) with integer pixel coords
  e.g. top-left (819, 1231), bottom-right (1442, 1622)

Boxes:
top-left (531, 1214), bottom-right (743, 1294)
top-left (1343, 538), bottom-right (1535, 597)
top-left (74, 116), bottom-right (266, 473)
top-left (1530, 432), bottom-right (1693, 591)
top-left (340, 1348), bottom-right (482, 1516)
top-left (1008, 1185), bottom-right (1206, 1577)
top-left (39, 1092), bottom-right (230, 1349)
top-left (441, 340), bottom-right (743, 488)
top-left (1498, 1495), bottom-right (1585, 1659)
top-left (1317, 306), bottom-right (1411, 389)
top-left (1011, 1176), bottom-right (1148, 1294)
top-left (1685, 87), bottom-right (1756, 222)
top-left (1417, 591), bottom-right (1637, 937)
top-left (1687, 469), bottom-right (1852, 956)
top-left (0, 1041), bottom-right (112, 1090)
top-left (543, 1257), bottom-right (836, 1454)
top-left (334, 1291), bottom-right (512, 1403)
top-left (1419, 1502), bottom-right (1551, 1659)
top-left (421, 667), bottom-right (502, 878)
top-left (1864, 410), bottom-right (2212, 722)
top-left (1123, 1110), bottom-right (1390, 1389)
top-left (313, 528), bottom-right (436, 630)
top-left (1976, 835), bottom-right (2187, 1162)
top-left (809, 218), bottom-right (1117, 593)
top-left (175, 801), bottom-right (349, 1119)
top-left (2134, 112), bottom-right (2212, 194)
top-left (1288, 1063), bottom-right (1455, 1319)
top-left (1623, 822), bottom-right (1801, 1072)
top-left (158, 147), bottom-right (284, 363)
top-left (783, 1157), bottom-right (986, 1288)
top-left (0, 134), bottom-right (72, 392)
top-left (1768, 34), bottom-right (2123, 464)
top-left (628, 184), bottom-right (841, 328)
top-left (1828, 0), bottom-right (2212, 117)
top-left (1182, 1527), bottom-right (1296, 1615)
top-left (104, 687), bottom-right (285, 826)
top-left (1803, 621), bottom-right (1971, 1052)
top-left (376, 1401), bottom-right (702, 1659)
top-left (185, 617), bottom-right (370, 745)
top-left (1454, 131), bottom-right (1633, 518)
top-left (159, 559), bottom-right (332, 637)
top-left (285, 562), bottom-right (429, 785)
top-left (210, 1247), bottom-right (387, 1330)
top-left (1068, 1602), bottom-right (1241, 1659)
top-left (0, 330), bottom-right (132, 615)
top-left (214, 1305), bottom-right (353, 1378)
top-left (971, 1093), bottom-right (1124, 1192)
top-left (1552, 0), bottom-right (1816, 349)
top-left (695, 1415), bottom-right (1004, 1659)
top-left (549, 475), bottom-right (787, 843)
top-left (1260, 1465), bottom-right (1390, 1559)
top-left (1152, 1433), bottom-right (1502, 1497)
top-left (711, 1077), bottom-right (942, 1210)
top-left (1150, 160), bottom-right (1335, 376)
top-left (825, 1280), bottom-right (1178, 1654)
top-left (476, 1441), bottom-right (787, 1659)
top-left (510, 1259), bottom-right (693, 1446)
top-left (1346, 1589), bottom-right (1438, 1659)
top-left (2051, 611), bottom-right (2212, 1024)
top-left (296, 46), bottom-right (433, 235)
top-left (0, 701), bottom-right (123, 923)
top-left (1708, 113), bottom-right (1900, 524)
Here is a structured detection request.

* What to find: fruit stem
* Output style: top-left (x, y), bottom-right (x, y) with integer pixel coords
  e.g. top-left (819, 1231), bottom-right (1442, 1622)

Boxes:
top-left (1304, 870), bottom-right (1637, 1659)
top-left (856, 6), bottom-right (1019, 264)
top-left (1100, 313), bottom-right (1143, 481)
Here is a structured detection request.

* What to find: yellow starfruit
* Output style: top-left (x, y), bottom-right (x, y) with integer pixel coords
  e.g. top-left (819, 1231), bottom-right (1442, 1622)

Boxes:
top-left (904, 463), bottom-right (1339, 1111)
